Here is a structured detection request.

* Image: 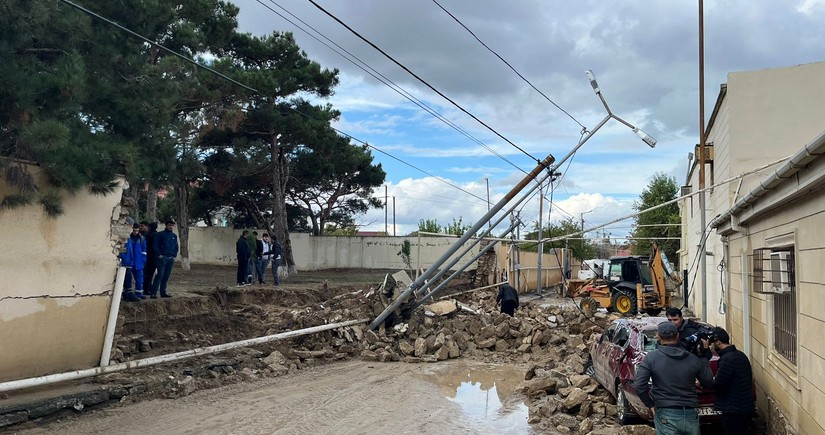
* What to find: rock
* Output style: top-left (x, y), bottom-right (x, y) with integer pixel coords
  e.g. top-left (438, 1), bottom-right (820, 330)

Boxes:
top-left (426, 300), bottom-right (458, 316)
top-left (263, 351), bottom-right (288, 367)
top-left (446, 339), bottom-right (460, 358)
top-left (525, 364), bottom-right (539, 380)
top-left (531, 329), bottom-right (544, 347)
top-left (434, 345), bottom-right (450, 361)
top-left (550, 369), bottom-right (570, 388)
top-left (495, 321), bottom-right (510, 338)
top-left (517, 343), bottom-right (531, 352)
top-left (568, 335), bottom-right (584, 348)
top-left (476, 337), bottom-right (496, 349)
top-left (293, 349), bottom-right (334, 359)
top-left (480, 325), bottom-right (496, 339)
top-left (434, 332), bottom-right (446, 349)
top-left (583, 384), bottom-right (598, 394)
top-left (494, 339), bottom-right (510, 352)
top-left (578, 400), bottom-right (592, 417)
top-left (569, 374), bottom-right (592, 388)
top-left (579, 417), bottom-right (593, 433)
top-left (563, 388), bottom-right (588, 410)
top-left (414, 337), bottom-right (427, 357)
top-left (377, 350), bottom-right (395, 362)
top-left (550, 413), bottom-right (579, 429)
top-left (0, 411), bottom-right (28, 428)
top-left (364, 330), bottom-right (380, 344)
top-left (622, 425), bottom-right (656, 435)
top-left (360, 350), bottom-right (378, 361)
top-left (398, 341), bottom-right (415, 356)
top-left (177, 375), bottom-right (197, 396)
top-left (525, 377), bottom-right (557, 398)
top-left (138, 340), bottom-right (152, 353)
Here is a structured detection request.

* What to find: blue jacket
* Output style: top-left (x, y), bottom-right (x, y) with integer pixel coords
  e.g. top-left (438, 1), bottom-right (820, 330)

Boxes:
top-left (120, 234), bottom-right (147, 270)
top-left (154, 229), bottom-right (179, 258)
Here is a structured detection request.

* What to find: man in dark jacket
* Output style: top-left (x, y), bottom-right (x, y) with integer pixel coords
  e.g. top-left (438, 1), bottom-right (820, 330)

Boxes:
top-left (270, 236), bottom-right (283, 286)
top-left (150, 219), bottom-right (178, 298)
top-left (708, 327), bottom-right (754, 435)
top-left (236, 230), bottom-right (251, 287)
top-left (634, 321), bottom-right (713, 435)
top-left (143, 221), bottom-right (159, 293)
top-left (496, 283), bottom-right (519, 316)
top-left (666, 307), bottom-right (710, 357)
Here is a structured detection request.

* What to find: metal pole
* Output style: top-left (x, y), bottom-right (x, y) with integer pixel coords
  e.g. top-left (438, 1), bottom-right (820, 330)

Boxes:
top-left (486, 177), bottom-right (491, 229)
top-left (537, 185), bottom-right (544, 295)
top-left (698, 0), bottom-right (708, 321)
top-left (416, 232), bottom-right (421, 279)
top-left (100, 267), bottom-right (127, 367)
top-left (384, 185), bottom-right (388, 235)
top-left (392, 196), bottom-right (396, 236)
top-left (369, 154), bottom-right (555, 329)
top-left (0, 318), bottom-right (368, 394)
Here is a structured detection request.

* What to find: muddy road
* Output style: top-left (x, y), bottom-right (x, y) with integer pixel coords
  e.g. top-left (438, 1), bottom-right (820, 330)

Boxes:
top-left (16, 360), bottom-right (529, 435)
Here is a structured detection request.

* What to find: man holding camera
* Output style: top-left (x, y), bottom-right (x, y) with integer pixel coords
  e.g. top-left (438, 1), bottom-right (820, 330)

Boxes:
top-left (705, 327), bottom-right (754, 435)
top-left (666, 307), bottom-right (711, 358)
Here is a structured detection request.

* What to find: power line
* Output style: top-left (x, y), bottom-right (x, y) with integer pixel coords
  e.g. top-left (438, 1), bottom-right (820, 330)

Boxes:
top-left (58, 0), bottom-right (488, 205)
top-left (305, 0), bottom-right (539, 163)
top-left (255, 0), bottom-right (529, 175)
top-left (431, 0), bottom-right (586, 131)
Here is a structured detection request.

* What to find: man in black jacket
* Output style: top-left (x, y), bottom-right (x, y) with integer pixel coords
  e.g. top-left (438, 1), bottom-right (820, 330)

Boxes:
top-left (634, 321), bottom-right (713, 435)
top-left (236, 230), bottom-right (251, 287)
top-left (666, 307), bottom-right (710, 357)
top-left (496, 283), bottom-right (519, 316)
top-left (708, 327), bottom-right (754, 435)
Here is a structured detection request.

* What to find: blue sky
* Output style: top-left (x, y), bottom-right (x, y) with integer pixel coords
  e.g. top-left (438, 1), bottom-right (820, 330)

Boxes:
top-left (231, 0), bottom-right (825, 237)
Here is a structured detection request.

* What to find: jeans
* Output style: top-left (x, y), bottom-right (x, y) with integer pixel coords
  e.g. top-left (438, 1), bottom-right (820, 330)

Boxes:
top-left (151, 256), bottom-right (175, 296)
top-left (124, 267), bottom-right (144, 293)
top-left (238, 256), bottom-right (250, 284)
top-left (654, 408), bottom-right (700, 435)
top-left (271, 257), bottom-right (280, 285)
top-left (255, 258), bottom-right (270, 283)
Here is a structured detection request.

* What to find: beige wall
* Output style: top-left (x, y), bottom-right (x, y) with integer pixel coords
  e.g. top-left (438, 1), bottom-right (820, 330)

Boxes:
top-left (724, 191), bottom-right (825, 435)
top-left (682, 61), bottom-right (825, 326)
top-left (0, 166), bottom-right (124, 382)
top-left (187, 228), bottom-right (482, 271)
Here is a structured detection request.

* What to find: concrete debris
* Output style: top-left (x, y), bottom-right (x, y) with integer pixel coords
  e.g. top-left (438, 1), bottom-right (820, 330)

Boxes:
top-left (426, 300), bottom-right (459, 316)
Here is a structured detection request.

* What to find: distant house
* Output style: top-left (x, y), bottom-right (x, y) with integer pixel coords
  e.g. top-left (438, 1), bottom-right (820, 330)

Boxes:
top-left (680, 61), bottom-right (825, 434)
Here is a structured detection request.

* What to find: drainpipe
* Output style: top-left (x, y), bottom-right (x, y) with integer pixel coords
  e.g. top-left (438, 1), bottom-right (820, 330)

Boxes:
top-left (100, 266), bottom-right (127, 367)
top-left (0, 318), bottom-right (368, 394)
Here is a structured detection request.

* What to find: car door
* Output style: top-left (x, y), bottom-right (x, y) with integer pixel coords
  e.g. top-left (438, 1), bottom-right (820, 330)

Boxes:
top-left (592, 323), bottom-right (618, 386)
top-left (604, 323), bottom-right (631, 396)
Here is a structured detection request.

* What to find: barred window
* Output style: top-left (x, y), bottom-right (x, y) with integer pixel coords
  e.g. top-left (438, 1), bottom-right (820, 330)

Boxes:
top-left (752, 247), bottom-right (796, 364)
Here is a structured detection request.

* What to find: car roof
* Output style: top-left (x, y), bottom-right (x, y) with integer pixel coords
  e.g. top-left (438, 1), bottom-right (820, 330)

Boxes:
top-left (609, 316), bottom-right (666, 332)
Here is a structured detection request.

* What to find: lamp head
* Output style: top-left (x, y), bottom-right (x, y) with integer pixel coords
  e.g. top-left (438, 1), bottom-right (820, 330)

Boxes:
top-left (633, 127), bottom-right (657, 148)
top-left (585, 70), bottom-right (600, 94)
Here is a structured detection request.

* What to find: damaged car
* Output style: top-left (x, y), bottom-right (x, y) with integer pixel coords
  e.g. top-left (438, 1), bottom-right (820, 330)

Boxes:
top-left (587, 317), bottom-right (720, 425)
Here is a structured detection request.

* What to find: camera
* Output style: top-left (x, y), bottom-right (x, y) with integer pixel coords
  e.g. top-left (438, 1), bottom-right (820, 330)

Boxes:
top-left (684, 327), bottom-right (715, 347)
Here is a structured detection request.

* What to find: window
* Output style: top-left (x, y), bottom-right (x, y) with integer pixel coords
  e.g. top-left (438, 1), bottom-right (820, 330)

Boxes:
top-left (752, 246), bottom-right (797, 365)
top-left (613, 326), bottom-right (630, 348)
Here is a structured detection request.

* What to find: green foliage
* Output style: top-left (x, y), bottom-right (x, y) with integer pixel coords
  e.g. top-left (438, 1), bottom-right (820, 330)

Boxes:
top-left (444, 217), bottom-right (471, 236)
top-left (415, 217), bottom-right (470, 236)
top-left (325, 224), bottom-right (357, 236)
top-left (397, 239), bottom-right (412, 271)
top-left (417, 219), bottom-right (441, 234)
top-left (522, 217), bottom-right (596, 261)
top-left (629, 173), bottom-right (680, 262)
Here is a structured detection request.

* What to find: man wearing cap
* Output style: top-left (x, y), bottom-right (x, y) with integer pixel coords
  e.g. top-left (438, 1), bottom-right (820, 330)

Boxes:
top-left (150, 219), bottom-right (178, 298)
top-left (119, 223), bottom-right (147, 301)
top-left (634, 321), bottom-right (714, 435)
top-left (707, 327), bottom-right (754, 435)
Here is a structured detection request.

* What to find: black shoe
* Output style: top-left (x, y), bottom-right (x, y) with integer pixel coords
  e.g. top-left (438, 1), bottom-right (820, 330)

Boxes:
top-left (161, 294), bottom-right (172, 298)
top-left (150, 295), bottom-right (158, 299)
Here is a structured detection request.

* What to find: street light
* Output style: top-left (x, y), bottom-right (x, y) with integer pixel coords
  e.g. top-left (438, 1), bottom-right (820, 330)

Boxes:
top-left (584, 70), bottom-right (657, 148)
top-left (581, 209), bottom-right (594, 232)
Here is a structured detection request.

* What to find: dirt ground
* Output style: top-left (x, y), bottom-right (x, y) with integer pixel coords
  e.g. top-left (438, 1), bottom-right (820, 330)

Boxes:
top-left (16, 360), bottom-right (500, 435)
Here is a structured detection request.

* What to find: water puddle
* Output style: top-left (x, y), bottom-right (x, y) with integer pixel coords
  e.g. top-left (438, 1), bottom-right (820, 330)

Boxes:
top-left (418, 361), bottom-right (531, 433)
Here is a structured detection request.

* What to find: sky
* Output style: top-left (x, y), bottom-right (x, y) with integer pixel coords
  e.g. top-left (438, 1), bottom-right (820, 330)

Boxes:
top-left (230, 0), bottom-right (825, 239)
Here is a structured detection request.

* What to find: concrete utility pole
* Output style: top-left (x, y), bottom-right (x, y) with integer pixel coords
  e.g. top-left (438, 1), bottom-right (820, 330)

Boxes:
top-left (392, 196), bottom-right (396, 236)
top-left (384, 185), bottom-right (388, 235)
top-left (486, 178), bottom-right (491, 229)
top-left (698, 0), bottom-right (708, 321)
top-left (536, 186), bottom-right (544, 295)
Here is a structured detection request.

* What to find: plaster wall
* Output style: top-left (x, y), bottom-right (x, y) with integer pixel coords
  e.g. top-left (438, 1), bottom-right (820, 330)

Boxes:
top-left (0, 167), bottom-right (123, 382)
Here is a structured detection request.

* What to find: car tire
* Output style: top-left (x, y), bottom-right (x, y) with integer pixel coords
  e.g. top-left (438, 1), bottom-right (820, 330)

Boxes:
top-left (612, 290), bottom-right (638, 316)
top-left (585, 356), bottom-right (595, 377)
top-left (615, 383), bottom-right (636, 425)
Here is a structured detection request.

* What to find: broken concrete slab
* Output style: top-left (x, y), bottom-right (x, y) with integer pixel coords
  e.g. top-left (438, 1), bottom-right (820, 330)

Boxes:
top-left (425, 300), bottom-right (459, 316)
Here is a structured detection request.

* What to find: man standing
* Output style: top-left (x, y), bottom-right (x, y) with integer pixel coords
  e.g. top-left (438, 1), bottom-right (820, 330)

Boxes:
top-left (143, 221), bottom-right (159, 292)
top-left (255, 233), bottom-right (272, 285)
top-left (708, 327), bottom-right (754, 435)
top-left (634, 322), bottom-right (713, 435)
top-left (120, 223), bottom-right (147, 301)
top-left (236, 230), bottom-right (251, 287)
top-left (150, 219), bottom-right (178, 298)
top-left (495, 283), bottom-right (519, 316)
top-left (666, 307), bottom-right (709, 356)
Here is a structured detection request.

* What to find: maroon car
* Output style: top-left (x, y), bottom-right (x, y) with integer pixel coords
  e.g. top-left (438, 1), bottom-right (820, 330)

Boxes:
top-left (587, 317), bottom-right (720, 424)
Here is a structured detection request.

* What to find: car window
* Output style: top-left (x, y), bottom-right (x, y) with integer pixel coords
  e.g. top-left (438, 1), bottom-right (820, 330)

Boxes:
top-left (642, 329), bottom-right (658, 352)
top-left (613, 325), bottom-right (630, 347)
top-left (603, 323), bottom-right (617, 342)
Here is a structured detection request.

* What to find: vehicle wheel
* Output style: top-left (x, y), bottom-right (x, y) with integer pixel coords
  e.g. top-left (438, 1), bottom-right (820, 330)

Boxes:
top-left (615, 383), bottom-right (636, 425)
top-left (585, 356), bottom-right (595, 377)
top-left (612, 291), bottom-right (638, 316)
top-left (580, 296), bottom-right (598, 317)
top-left (643, 308), bottom-right (662, 316)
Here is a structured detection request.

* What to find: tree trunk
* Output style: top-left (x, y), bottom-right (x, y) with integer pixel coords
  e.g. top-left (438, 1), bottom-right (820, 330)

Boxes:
top-left (271, 136), bottom-right (297, 276)
top-left (174, 181), bottom-right (191, 271)
top-left (146, 185), bottom-right (158, 222)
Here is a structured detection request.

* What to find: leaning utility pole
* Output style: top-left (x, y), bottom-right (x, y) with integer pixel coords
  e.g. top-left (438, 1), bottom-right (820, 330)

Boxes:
top-left (698, 0), bottom-right (708, 321)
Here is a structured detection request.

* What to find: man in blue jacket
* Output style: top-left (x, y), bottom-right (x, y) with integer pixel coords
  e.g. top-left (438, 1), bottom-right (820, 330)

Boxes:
top-left (150, 219), bottom-right (178, 298)
top-left (634, 321), bottom-right (714, 435)
top-left (120, 223), bottom-right (147, 301)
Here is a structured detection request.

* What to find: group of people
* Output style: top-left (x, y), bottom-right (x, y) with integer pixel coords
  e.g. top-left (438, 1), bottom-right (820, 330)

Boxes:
top-left (118, 219), bottom-right (179, 301)
top-left (635, 307), bottom-right (755, 435)
top-left (236, 230), bottom-right (282, 287)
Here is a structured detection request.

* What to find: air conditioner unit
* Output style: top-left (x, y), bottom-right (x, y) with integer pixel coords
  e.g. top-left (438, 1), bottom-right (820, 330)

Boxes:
top-left (680, 186), bottom-right (692, 197)
top-left (768, 251), bottom-right (792, 294)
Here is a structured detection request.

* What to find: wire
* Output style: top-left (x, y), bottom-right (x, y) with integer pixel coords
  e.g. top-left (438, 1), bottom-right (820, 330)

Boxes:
top-left (256, 0), bottom-right (528, 175)
top-left (305, 0), bottom-right (539, 163)
top-left (431, 0), bottom-right (586, 131)
top-left (58, 0), bottom-right (491, 206)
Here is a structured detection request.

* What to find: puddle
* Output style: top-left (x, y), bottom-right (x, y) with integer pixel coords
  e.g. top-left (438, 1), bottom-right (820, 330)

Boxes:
top-left (419, 361), bottom-right (531, 434)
